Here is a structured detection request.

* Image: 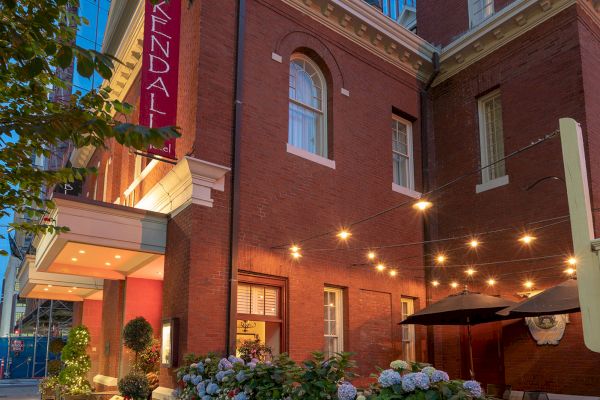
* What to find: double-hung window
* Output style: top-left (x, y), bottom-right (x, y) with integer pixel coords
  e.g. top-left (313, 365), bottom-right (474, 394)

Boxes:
top-left (469, 0), bottom-right (494, 27)
top-left (324, 287), bottom-right (344, 357)
top-left (401, 297), bottom-right (416, 361)
top-left (288, 55), bottom-right (327, 158)
top-left (478, 90), bottom-right (506, 186)
top-left (392, 116), bottom-right (414, 190)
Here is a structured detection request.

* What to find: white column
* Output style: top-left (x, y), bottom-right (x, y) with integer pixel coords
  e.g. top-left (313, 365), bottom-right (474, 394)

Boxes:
top-left (559, 118), bottom-right (600, 352)
top-left (0, 256), bottom-right (20, 337)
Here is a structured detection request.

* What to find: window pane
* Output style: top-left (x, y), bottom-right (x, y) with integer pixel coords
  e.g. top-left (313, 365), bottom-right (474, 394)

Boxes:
top-left (324, 288), bottom-right (343, 358)
top-left (401, 298), bottom-right (416, 361)
top-left (480, 93), bottom-right (505, 182)
top-left (392, 118), bottom-right (412, 188)
top-left (237, 284), bottom-right (278, 317)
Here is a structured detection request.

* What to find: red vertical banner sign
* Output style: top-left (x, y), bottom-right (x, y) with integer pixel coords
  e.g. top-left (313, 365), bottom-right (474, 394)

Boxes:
top-left (140, 0), bottom-right (181, 159)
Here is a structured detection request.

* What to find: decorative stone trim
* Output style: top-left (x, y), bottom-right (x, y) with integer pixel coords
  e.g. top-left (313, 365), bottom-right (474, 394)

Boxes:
top-left (435, 0), bottom-right (577, 85)
top-left (135, 156), bottom-right (230, 215)
top-left (278, 0), bottom-right (436, 82)
top-left (286, 143), bottom-right (336, 169)
top-left (93, 374), bottom-right (119, 387)
top-left (391, 183), bottom-right (421, 199)
top-left (475, 175), bottom-right (510, 193)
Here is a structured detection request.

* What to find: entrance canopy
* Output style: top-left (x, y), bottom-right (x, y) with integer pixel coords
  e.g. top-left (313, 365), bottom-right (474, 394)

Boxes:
top-left (34, 195), bottom-right (167, 280)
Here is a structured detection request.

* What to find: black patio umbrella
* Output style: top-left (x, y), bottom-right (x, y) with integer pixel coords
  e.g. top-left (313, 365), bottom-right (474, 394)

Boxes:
top-left (497, 279), bottom-right (579, 317)
top-left (400, 290), bottom-right (517, 379)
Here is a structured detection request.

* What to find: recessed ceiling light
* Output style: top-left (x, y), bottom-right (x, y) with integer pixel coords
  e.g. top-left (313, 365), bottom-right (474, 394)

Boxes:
top-left (43, 288), bottom-right (48, 291)
top-left (78, 250), bottom-right (85, 254)
top-left (47, 285), bottom-right (52, 287)
top-left (71, 257), bottom-right (78, 262)
top-left (105, 262), bottom-right (111, 266)
top-left (72, 287), bottom-right (77, 290)
top-left (114, 255), bottom-right (121, 259)
top-left (68, 290), bottom-right (73, 293)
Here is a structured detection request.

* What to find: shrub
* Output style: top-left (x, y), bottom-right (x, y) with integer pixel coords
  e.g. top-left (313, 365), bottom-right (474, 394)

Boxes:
top-left (137, 339), bottom-right (160, 374)
top-left (118, 371), bottom-right (151, 400)
top-left (49, 338), bottom-right (65, 355)
top-left (39, 376), bottom-right (60, 397)
top-left (123, 317), bottom-right (153, 355)
top-left (237, 338), bottom-right (273, 363)
top-left (58, 326), bottom-right (91, 395)
top-left (47, 359), bottom-right (62, 376)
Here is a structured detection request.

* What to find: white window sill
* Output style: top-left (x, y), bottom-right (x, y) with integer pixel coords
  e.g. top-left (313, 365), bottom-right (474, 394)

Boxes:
top-left (476, 175), bottom-right (509, 193)
top-left (286, 143), bottom-right (335, 169)
top-left (391, 183), bottom-right (421, 199)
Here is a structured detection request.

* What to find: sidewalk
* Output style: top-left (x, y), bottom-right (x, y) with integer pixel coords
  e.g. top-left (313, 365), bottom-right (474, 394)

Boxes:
top-left (0, 379), bottom-right (39, 399)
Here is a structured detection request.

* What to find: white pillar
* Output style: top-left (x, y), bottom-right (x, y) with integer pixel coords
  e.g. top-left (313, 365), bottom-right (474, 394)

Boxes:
top-left (559, 118), bottom-right (600, 352)
top-left (0, 256), bottom-right (19, 337)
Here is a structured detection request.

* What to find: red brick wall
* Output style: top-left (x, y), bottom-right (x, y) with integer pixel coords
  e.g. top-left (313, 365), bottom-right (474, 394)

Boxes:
top-left (98, 280), bottom-right (125, 378)
top-left (80, 300), bottom-right (103, 379)
top-left (427, 6), bottom-right (600, 394)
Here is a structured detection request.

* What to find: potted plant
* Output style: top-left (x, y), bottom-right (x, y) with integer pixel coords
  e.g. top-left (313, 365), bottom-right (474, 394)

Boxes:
top-left (123, 317), bottom-right (153, 367)
top-left (39, 375), bottom-right (60, 400)
top-left (118, 372), bottom-right (151, 400)
top-left (58, 326), bottom-right (92, 399)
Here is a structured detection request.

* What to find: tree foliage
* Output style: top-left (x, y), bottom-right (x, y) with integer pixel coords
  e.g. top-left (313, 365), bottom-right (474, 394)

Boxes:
top-left (123, 316), bottom-right (154, 355)
top-left (59, 325), bottom-right (91, 395)
top-left (0, 0), bottom-right (180, 252)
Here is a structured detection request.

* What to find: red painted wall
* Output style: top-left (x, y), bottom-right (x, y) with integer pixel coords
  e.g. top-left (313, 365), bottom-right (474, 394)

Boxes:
top-left (81, 300), bottom-right (103, 379)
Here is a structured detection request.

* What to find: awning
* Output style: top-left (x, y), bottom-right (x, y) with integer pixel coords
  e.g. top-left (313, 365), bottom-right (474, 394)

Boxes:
top-left (33, 194), bottom-right (167, 281)
top-left (18, 255), bottom-right (103, 302)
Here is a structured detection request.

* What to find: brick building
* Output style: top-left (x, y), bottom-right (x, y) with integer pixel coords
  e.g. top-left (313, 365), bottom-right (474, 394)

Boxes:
top-left (15, 0), bottom-right (600, 397)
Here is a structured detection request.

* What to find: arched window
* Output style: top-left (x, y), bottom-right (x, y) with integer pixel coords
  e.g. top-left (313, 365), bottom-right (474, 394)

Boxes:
top-left (288, 54), bottom-right (328, 157)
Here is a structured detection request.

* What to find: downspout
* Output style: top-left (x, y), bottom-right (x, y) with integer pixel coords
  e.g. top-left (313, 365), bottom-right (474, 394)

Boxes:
top-left (227, 0), bottom-right (247, 356)
top-left (421, 51), bottom-right (440, 364)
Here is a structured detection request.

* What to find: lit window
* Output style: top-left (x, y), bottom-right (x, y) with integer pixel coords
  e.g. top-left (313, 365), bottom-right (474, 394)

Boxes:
top-left (288, 55), bottom-right (328, 157)
top-left (401, 297), bottom-right (416, 361)
top-left (237, 284), bottom-right (279, 316)
top-left (478, 90), bottom-right (505, 183)
top-left (324, 287), bottom-right (344, 357)
top-left (469, 0), bottom-right (494, 27)
top-left (392, 116), bottom-right (414, 189)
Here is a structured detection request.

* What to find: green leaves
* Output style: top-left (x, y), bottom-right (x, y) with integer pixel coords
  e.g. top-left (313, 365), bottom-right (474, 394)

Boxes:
top-left (56, 45), bottom-right (73, 69)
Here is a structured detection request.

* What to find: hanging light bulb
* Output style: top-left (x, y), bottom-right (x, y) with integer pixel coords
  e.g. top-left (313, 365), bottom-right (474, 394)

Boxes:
top-left (337, 229), bottom-right (351, 240)
top-left (413, 200), bottom-right (433, 211)
top-left (486, 278), bottom-right (496, 286)
top-left (565, 267), bottom-right (576, 276)
top-left (524, 280), bottom-right (534, 289)
top-left (435, 254), bottom-right (446, 264)
top-left (289, 244), bottom-right (301, 253)
top-left (431, 280), bottom-right (440, 287)
top-left (519, 234), bottom-right (536, 244)
top-left (367, 251), bottom-right (376, 260)
top-left (291, 251), bottom-right (301, 260)
top-left (389, 270), bottom-right (398, 277)
top-left (450, 282), bottom-right (459, 289)
top-left (465, 268), bottom-right (476, 276)
top-left (567, 257), bottom-right (577, 266)
top-left (376, 263), bottom-right (386, 272)
top-left (468, 239), bottom-right (479, 248)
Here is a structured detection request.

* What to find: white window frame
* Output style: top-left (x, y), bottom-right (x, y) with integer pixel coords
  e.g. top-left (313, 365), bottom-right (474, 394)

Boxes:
top-left (477, 90), bottom-right (508, 193)
top-left (324, 287), bottom-right (344, 357)
top-left (288, 54), bottom-right (328, 159)
top-left (468, 0), bottom-right (494, 28)
top-left (102, 157), bottom-right (111, 203)
top-left (391, 115), bottom-right (418, 197)
top-left (401, 297), bottom-right (416, 361)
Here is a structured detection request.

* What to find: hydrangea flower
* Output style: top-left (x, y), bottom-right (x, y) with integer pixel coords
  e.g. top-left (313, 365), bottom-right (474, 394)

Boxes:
top-left (216, 369), bottom-right (234, 382)
top-left (421, 366), bottom-right (436, 377)
top-left (378, 369), bottom-right (402, 387)
top-left (234, 393), bottom-right (248, 400)
top-left (401, 373), bottom-right (417, 392)
top-left (390, 360), bottom-right (410, 371)
top-left (228, 356), bottom-right (245, 365)
top-left (463, 380), bottom-right (483, 398)
top-left (218, 358), bottom-right (233, 370)
top-left (196, 382), bottom-right (206, 396)
top-left (197, 362), bottom-right (205, 374)
top-left (206, 382), bottom-right (220, 395)
top-left (201, 396), bottom-right (211, 400)
top-left (192, 375), bottom-right (202, 385)
top-left (413, 372), bottom-right (430, 390)
top-left (431, 370), bottom-right (449, 383)
top-left (236, 371), bottom-right (247, 382)
top-left (182, 374), bottom-right (191, 383)
top-left (337, 382), bottom-right (357, 400)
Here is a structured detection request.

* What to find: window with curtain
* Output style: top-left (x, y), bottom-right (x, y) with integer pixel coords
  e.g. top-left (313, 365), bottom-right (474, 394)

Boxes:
top-left (401, 297), bottom-right (416, 361)
top-left (288, 54), bottom-right (328, 157)
top-left (324, 287), bottom-right (344, 357)
top-left (469, 0), bottom-right (494, 27)
top-left (392, 115), bottom-right (414, 189)
top-left (478, 90), bottom-right (505, 183)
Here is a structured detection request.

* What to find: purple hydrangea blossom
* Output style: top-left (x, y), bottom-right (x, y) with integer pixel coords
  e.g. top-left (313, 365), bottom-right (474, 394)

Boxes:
top-left (236, 371), bottom-right (248, 382)
top-left (431, 370), bottom-right (449, 383)
top-left (228, 355), bottom-right (245, 365)
top-left (337, 382), bottom-right (358, 400)
top-left (421, 366), bottom-right (436, 377)
top-left (401, 373), bottom-right (417, 392)
top-left (182, 374), bottom-right (191, 383)
top-left (378, 369), bottom-right (402, 387)
top-left (463, 380), bottom-right (483, 398)
top-left (413, 372), bottom-right (430, 390)
top-left (196, 382), bottom-right (206, 396)
top-left (206, 382), bottom-right (219, 395)
top-left (218, 358), bottom-right (233, 370)
top-left (234, 393), bottom-right (248, 400)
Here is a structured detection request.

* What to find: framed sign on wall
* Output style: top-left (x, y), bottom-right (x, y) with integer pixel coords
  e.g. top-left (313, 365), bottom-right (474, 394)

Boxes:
top-left (161, 318), bottom-right (179, 368)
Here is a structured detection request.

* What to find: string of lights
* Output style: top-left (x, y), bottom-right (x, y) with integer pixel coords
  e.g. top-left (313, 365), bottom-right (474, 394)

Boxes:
top-left (273, 129), bottom-right (560, 251)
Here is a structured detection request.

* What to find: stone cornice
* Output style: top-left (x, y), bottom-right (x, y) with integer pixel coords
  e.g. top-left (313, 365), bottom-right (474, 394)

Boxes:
top-left (434, 0), bottom-right (578, 86)
top-left (280, 0), bottom-right (437, 82)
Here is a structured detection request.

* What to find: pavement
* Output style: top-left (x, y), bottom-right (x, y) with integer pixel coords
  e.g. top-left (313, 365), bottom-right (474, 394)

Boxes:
top-left (0, 379), bottom-right (39, 399)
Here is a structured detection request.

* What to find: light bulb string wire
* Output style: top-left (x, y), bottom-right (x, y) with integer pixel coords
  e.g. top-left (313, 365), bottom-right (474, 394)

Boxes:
top-left (272, 129), bottom-right (560, 250)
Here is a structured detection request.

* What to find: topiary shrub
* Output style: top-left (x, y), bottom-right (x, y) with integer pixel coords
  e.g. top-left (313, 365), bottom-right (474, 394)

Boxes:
top-left (58, 326), bottom-right (91, 395)
top-left (47, 359), bottom-right (62, 376)
top-left (123, 317), bottom-right (153, 366)
top-left (49, 338), bottom-right (65, 355)
top-left (118, 371), bottom-right (151, 400)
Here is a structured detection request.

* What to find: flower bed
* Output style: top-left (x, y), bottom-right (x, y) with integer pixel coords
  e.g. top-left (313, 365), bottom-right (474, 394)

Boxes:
top-left (175, 352), bottom-right (485, 400)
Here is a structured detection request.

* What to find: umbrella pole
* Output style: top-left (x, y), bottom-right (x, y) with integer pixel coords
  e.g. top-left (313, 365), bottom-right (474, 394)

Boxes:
top-left (467, 324), bottom-right (475, 380)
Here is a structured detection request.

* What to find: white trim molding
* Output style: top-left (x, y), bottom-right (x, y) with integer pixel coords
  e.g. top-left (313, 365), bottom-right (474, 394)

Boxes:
top-left (279, 0), bottom-right (437, 82)
top-left (435, 0), bottom-right (577, 86)
top-left (135, 156), bottom-right (230, 214)
top-left (286, 143), bottom-right (336, 169)
top-left (476, 174), bottom-right (509, 193)
top-left (152, 386), bottom-right (178, 400)
top-left (93, 374), bottom-right (119, 387)
top-left (392, 183), bottom-right (421, 199)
